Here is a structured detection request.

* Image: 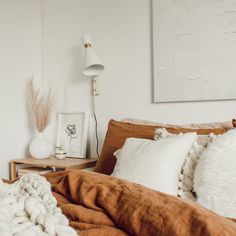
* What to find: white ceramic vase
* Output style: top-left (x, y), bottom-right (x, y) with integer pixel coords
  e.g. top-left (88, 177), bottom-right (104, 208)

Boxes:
top-left (29, 132), bottom-right (53, 159)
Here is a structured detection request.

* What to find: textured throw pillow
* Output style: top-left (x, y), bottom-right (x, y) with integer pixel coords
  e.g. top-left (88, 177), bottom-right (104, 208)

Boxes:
top-left (154, 128), bottom-right (217, 201)
top-left (95, 119), bottom-right (225, 175)
top-left (193, 129), bottom-right (236, 218)
top-left (112, 133), bottom-right (197, 195)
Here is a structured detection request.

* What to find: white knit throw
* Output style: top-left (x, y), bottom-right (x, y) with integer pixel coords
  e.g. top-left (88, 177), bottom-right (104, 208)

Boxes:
top-left (0, 174), bottom-right (77, 236)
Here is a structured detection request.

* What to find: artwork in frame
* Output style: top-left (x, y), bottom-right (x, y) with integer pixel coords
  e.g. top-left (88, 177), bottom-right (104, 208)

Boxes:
top-left (152, 0), bottom-right (236, 103)
top-left (56, 111), bottom-right (89, 158)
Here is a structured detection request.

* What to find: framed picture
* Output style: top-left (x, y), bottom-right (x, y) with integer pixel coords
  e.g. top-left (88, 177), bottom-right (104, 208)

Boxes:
top-left (152, 0), bottom-right (236, 102)
top-left (56, 111), bottom-right (89, 158)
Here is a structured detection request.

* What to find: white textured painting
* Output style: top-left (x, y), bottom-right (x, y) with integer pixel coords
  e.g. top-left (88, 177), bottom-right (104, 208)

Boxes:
top-left (153, 0), bottom-right (236, 102)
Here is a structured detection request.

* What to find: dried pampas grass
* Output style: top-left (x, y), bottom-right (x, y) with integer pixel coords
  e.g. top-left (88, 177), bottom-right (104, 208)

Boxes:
top-left (27, 79), bottom-right (53, 132)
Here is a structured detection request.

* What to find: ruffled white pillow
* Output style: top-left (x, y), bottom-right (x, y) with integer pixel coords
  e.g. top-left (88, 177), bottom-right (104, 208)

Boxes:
top-left (154, 128), bottom-right (216, 201)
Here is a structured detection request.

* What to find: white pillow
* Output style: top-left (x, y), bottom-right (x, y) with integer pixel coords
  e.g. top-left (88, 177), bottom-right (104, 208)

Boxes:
top-left (112, 133), bottom-right (197, 195)
top-left (194, 129), bottom-right (236, 218)
top-left (154, 128), bottom-right (216, 201)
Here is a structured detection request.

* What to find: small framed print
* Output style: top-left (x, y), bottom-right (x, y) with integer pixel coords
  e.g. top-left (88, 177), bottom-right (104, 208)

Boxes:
top-left (56, 111), bottom-right (89, 158)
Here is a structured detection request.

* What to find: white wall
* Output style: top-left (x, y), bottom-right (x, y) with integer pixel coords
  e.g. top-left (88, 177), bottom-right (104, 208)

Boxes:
top-left (42, 0), bottom-right (236, 156)
top-left (1, 0), bottom-right (236, 177)
top-left (0, 0), bottom-right (42, 178)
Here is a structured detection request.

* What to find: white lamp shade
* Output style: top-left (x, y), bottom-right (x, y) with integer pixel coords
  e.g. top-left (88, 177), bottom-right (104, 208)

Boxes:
top-left (83, 47), bottom-right (104, 76)
top-left (81, 35), bottom-right (104, 76)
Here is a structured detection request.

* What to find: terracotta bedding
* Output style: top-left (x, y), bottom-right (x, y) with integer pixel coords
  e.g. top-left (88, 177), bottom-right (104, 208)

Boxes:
top-left (45, 170), bottom-right (236, 236)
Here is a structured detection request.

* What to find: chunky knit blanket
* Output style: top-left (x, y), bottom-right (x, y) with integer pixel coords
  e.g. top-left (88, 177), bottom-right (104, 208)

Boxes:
top-left (0, 174), bottom-right (77, 236)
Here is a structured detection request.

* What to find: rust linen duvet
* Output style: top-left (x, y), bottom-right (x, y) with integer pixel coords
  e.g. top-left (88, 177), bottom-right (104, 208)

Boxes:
top-left (45, 170), bottom-right (236, 236)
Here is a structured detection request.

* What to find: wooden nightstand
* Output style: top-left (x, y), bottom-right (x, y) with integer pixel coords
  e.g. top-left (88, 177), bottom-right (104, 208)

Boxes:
top-left (10, 156), bottom-right (97, 180)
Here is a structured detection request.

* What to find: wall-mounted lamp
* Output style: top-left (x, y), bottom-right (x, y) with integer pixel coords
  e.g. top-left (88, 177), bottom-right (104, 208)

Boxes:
top-left (81, 35), bottom-right (104, 158)
top-left (81, 34), bottom-right (104, 97)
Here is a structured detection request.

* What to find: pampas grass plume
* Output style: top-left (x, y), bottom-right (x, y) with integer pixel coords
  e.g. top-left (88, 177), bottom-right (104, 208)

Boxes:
top-left (27, 79), bottom-right (53, 132)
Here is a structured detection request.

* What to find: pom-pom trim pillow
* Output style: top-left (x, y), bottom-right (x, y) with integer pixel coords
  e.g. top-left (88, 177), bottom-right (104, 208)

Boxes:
top-left (154, 128), bottom-right (217, 201)
top-left (112, 133), bottom-right (197, 195)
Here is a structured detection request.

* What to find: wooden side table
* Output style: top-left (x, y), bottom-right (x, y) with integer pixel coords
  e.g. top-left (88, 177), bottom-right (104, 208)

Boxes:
top-left (10, 156), bottom-right (97, 180)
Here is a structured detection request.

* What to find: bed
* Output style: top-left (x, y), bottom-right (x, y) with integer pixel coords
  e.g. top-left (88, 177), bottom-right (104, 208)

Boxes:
top-left (2, 118), bottom-right (236, 235)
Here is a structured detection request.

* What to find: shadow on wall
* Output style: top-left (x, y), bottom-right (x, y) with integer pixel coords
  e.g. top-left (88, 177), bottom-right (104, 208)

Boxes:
top-left (24, 80), bottom-right (37, 157)
top-left (70, 45), bottom-right (87, 86)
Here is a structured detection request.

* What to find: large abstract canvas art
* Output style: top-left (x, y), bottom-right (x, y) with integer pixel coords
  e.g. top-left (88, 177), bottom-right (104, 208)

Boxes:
top-left (152, 0), bottom-right (236, 102)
